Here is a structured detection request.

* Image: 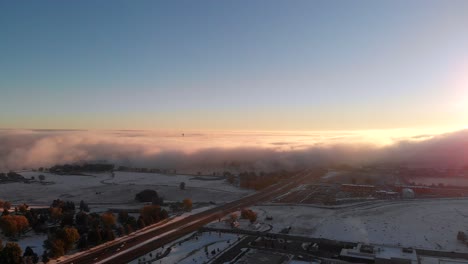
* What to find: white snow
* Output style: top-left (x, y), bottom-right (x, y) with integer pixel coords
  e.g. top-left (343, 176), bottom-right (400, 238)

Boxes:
top-left (0, 171), bottom-right (251, 205)
top-left (252, 199), bottom-right (468, 252)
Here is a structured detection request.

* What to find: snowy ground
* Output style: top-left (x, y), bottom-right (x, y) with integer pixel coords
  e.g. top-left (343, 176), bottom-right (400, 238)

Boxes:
top-left (0, 171), bottom-right (251, 205)
top-left (252, 199), bottom-right (468, 252)
top-left (129, 231), bottom-right (241, 264)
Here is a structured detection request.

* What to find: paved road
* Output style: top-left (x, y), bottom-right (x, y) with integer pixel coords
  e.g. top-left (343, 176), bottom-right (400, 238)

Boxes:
top-left (61, 169), bottom-right (325, 264)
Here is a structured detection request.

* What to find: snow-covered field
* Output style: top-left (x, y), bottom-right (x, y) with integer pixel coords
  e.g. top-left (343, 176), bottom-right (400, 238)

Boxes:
top-left (129, 231), bottom-right (241, 264)
top-left (253, 199), bottom-right (468, 252)
top-left (0, 171), bottom-right (251, 205)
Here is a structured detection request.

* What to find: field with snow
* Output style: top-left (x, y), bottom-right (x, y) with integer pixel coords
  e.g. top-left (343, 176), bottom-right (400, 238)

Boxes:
top-left (0, 171), bottom-right (251, 205)
top-left (253, 199), bottom-right (468, 252)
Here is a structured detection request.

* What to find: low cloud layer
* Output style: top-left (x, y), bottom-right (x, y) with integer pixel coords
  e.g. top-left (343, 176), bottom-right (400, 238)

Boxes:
top-left (0, 129), bottom-right (467, 172)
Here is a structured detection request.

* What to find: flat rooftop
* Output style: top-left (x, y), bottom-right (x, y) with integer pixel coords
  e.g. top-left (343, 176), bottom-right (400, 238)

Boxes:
top-left (341, 244), bottom-right (418, 264)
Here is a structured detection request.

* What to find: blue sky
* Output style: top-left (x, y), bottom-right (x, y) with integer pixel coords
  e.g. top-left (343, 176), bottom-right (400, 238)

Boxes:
top-left (1, 0), bottom-right (467, 131)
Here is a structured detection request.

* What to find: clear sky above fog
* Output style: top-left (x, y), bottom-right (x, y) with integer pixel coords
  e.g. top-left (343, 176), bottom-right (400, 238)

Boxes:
top-left (0, 0), bottom-right (467, 131)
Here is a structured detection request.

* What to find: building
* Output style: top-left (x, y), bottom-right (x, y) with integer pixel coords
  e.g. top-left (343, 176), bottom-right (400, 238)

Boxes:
top-left (340, 244), bottom-right (418, 264)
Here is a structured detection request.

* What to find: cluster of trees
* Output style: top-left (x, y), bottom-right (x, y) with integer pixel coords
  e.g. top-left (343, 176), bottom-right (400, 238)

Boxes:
top-left (0, 172), bottom-right (25, 182)
top-left (49, 199), bottom-right (76, 225)
top-left (43, 208), bottom-right (117, 257)
top-left (227, 212), bottom-right (239, 227)
top-left (183, 198), bottom-right (192, 211)
top-left (0, 189), bottom-right (180, 261)
top-left (0, 200), bottom-right (35, 238)
top-left (168, 198), bottom-right (193, 213)
top-left (117, 166), bottom-right (176, 174)
top-left (224, 172), bottom-right (236, 185)
top-left (135, 189), bottom-right (164, 205)
top-left (138, 205), bottom-right (169, 228)
top-left (76, 212), bottom-right (117, 248)
top-left (37, 199), bottom-right (106, 258)
top-left (97, 206), bottom-right (170, 240)
top-left (0, 200), bottom-right (12, 211)
top-left (45, 227), bottom-right (80, 258)
top-left (1, 202), bottom-right (52, 235)
top-left (49, 163), bottom-right (114, 174)
top-left (23, 246), bottom-right (42, 264)
top-left (51, 199), bottom-right (75, 211)
top-left (240, 209), bottom-right (257, 223)
top-left (0, 241), bottom-right (44, 264)
top-left (79, 200), bottom-right (90, 212)
top-left (0, 198), bottom-right (86, 260)
top-left (44, 200), bottom-right (171, 258)
top-left (40, 199), bottom-right (82, 258)
top-left (0, 203), bottom-right (48, 264)
top-left (0, 215), bottom-right (29, 237)
top-left (0, 241), bottom-right (23, 264)
top-left (116, 211), bottom-right (137, 235)
top-left (38, 174), bottom-right (46, 182)
top-left (239, 171), bottom-right (292, 190)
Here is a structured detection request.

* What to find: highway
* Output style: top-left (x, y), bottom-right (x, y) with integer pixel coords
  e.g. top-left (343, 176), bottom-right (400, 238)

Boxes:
top-left (61, 169), bottom-right (324, 264)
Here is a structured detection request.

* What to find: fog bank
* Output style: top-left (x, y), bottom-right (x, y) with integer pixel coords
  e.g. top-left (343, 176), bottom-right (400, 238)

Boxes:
top-left (0, 129), bottom-right (467, 172)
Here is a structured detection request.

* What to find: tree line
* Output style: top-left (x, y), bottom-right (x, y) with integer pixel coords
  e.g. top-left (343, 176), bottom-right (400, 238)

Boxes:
top-left (0, 188), bottom-right (195, 263)
top-left (238, 170), bottom-right (295, 190)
